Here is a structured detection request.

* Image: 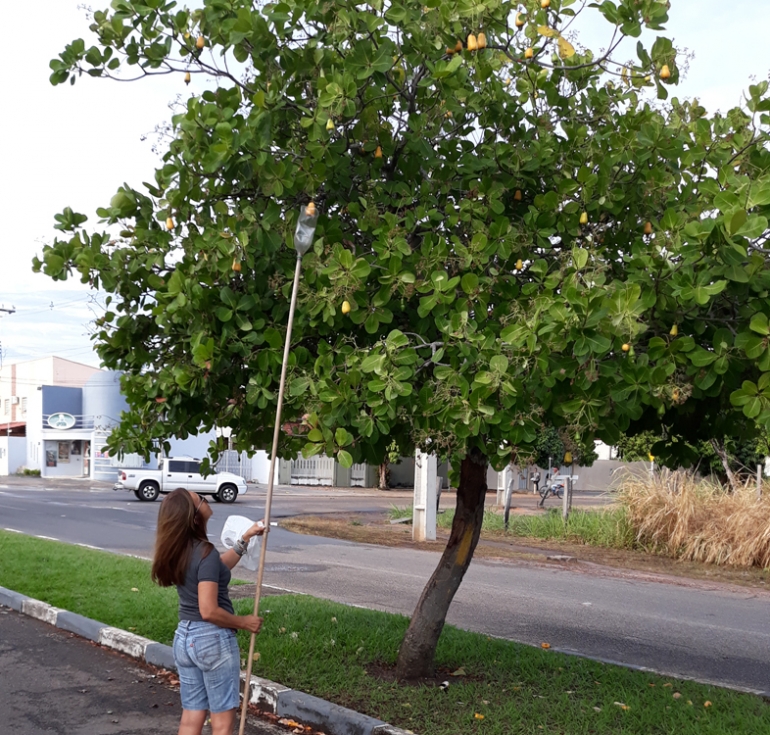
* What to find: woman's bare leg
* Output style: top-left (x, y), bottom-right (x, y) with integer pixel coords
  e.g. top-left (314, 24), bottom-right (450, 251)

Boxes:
top-left (210, 708), bottom-right (236, 735)
top-left (178, 708), bottom-right (207, 735)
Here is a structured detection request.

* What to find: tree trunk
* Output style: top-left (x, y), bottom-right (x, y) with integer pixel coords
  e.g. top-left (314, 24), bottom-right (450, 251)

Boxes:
top-left (378, 462), bottom-right (389, 490)
top-left (395, 448), bottom-right (488, 679)
top-left (711, 438), bottom-right (738, 492)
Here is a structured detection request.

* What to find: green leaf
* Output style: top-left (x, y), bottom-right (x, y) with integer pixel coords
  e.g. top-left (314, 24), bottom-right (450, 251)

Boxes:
top-left (302, 442), bottom-right (323, 459)
top-left (335, 427), bottom-right (349, 446)
top-left (337, 449), bottom-right (353, 468)
top-left (490, 355), bottom-right (509, 373)
top-left (689, 348), bottom-right (717, 367)
top-left (725, 264), bottom-right (749, 283)
top-left (748, 184), bottom-right (770, 208)
top-left (572, 248), bottom-right (588, 270)
top-left (461, 273), bottom-right (479, 294)
top-left (750, 313), bottom-right (770, 335)
top-left (728, 209), bottom-right (748, 236)
top-left (586, 333), bottom-right (612, 354)
top-left (735, 215), bottom-right (768, 240)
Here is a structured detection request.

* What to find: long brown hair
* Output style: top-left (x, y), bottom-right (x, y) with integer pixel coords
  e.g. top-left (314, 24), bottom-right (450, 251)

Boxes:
top-left (151, 488), bottom-right (213, 587)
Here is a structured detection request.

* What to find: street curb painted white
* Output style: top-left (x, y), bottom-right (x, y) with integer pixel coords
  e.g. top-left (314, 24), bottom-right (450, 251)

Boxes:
top-left (99, 626), bottom-right (155, 659)
top-left (0, 584), bottom-right (415, 735)
top-left (21, 598), bottom-right (63, 625)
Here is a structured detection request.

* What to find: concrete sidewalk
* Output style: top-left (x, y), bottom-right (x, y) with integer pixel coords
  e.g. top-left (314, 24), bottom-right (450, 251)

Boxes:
top-left (0, 607), bottom-right (277, 735)
top-left (0, 586), bottom-right (410, 735)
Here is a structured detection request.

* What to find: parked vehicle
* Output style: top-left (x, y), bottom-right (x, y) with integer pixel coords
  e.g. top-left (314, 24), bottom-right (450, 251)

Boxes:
top-left (113, 456), bottom-right (248, 503)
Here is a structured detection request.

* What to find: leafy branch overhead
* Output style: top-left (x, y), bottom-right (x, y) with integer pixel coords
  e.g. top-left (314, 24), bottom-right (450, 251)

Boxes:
top-left (38, 0), bottom-right (770, 475)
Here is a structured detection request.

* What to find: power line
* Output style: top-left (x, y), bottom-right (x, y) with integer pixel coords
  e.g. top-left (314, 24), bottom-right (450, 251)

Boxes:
top-left (18, 296), bottom-right (90, 315)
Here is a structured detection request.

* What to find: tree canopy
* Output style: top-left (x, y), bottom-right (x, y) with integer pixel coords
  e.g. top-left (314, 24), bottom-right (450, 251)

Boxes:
top-left (37, 0), bottom-right (770, 677)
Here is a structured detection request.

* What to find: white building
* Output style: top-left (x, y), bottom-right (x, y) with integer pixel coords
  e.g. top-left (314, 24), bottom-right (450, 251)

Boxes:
top-left (0, 356), bottom-right (218, 481)
top-left (0, 357), bottom-right (102, 476)
top-left (0, 356), bottom-right (101, 434)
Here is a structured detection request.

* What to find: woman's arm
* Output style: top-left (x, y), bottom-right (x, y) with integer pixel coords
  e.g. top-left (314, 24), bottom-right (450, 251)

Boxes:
top-left (198, 581), bottom-right (262, 633)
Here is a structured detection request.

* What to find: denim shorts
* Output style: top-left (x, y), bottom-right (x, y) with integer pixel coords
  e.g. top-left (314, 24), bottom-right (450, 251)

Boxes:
top-left (173, 620), bottom-right (241, 713)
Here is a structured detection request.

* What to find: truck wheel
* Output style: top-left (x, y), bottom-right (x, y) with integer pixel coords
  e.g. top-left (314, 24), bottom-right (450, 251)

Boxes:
top-left (211, 494), bottom-right (222, 502)
top-left (138, 481), bottom-right (160, 502)
top-left (133, 490), bottom-right (142, 501)
top-left (216, 484), bottom-right (238, 504)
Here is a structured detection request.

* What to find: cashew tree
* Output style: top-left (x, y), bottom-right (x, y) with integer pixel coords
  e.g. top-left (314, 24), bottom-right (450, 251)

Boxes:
top-left (37, 0), bottom-right (770, 678)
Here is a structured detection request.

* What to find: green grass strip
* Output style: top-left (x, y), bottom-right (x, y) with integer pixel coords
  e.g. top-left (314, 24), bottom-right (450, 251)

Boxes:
top-left (1, 530), bottom-right (768, 734)
top-left (390, 504), bottom-right (638, 549)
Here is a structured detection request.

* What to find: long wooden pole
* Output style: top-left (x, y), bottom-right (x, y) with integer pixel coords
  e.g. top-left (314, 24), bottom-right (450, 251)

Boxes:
top-left (238, 254), bottom-right (303, 735)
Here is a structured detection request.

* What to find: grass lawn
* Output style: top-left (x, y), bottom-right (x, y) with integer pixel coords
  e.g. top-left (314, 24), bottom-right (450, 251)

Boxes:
top-left (1, 529), bottom-right (769, 734)
top-left (438, 506), bottom-right (638, 549)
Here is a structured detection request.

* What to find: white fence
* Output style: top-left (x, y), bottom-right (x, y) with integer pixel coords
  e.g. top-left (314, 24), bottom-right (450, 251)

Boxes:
top-left (351, 463), bottom-right (368, 487)
top-left (290, 455), bottom-right (336, 485)
top-left (214, 450), bottom-right (253, 481)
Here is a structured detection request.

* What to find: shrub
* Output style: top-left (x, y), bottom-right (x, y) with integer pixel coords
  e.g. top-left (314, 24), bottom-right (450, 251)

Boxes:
top-left (618, 470), bottom-right (770, 567)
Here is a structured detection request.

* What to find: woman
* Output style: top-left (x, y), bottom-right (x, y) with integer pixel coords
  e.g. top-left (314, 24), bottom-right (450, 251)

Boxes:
top-left (151, 487), bottom-right (265, 735)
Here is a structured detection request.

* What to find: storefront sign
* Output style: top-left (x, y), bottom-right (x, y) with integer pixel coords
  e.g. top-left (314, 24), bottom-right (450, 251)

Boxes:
top-left (47, 413), bottom-right (76, 430)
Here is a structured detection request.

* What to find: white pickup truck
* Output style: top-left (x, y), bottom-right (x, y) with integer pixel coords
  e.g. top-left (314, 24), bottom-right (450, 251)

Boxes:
top-left (113, 456), bottom-right (248, 503)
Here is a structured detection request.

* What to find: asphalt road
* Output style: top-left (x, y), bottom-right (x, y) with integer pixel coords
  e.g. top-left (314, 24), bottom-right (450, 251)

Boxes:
top-left (0, 607), bottom-right (277, 734)
top-left (1, 478), bottom-right (768, 698)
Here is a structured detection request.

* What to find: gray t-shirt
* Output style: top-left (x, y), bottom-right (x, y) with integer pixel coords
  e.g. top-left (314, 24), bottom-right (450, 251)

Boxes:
top-left (177, 542), bottom-right (234, 621)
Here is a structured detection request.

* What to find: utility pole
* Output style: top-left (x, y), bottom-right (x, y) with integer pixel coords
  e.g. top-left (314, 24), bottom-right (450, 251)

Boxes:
top-left (0, 306), bottom-right (14, 424)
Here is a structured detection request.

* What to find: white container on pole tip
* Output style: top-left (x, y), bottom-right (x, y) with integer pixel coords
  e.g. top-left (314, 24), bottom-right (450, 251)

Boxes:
top-left (294, 202), bottom-right (319, 255)
top-left (221, 516), bottom-right (262, 571)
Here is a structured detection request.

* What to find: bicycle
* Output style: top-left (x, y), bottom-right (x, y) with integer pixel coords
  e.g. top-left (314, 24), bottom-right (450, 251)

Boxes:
top-left (536, 473), bottom-right (564, 507)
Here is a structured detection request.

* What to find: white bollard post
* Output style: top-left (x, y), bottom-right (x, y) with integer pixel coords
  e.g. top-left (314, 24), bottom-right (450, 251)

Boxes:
top-left (413, 450), bottom-right (437, 541)
top-left (562, 470), bottom-right (570, 521)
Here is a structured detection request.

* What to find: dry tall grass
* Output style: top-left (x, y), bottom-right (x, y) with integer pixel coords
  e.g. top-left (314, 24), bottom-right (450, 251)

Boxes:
top-left (617, 469), bottom-right (770, 568)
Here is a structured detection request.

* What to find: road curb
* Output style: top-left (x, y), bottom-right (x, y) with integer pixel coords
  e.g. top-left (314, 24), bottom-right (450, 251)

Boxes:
top-left (0, 585), bottom-right (415, 735)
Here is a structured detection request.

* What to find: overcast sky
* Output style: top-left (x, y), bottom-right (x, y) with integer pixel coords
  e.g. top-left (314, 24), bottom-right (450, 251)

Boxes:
top-left (1, 0), bottom-right (769, 369)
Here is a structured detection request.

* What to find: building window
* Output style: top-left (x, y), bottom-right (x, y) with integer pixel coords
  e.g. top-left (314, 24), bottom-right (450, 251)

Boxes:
top-left (21, 397), bottom-right (27, 415)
